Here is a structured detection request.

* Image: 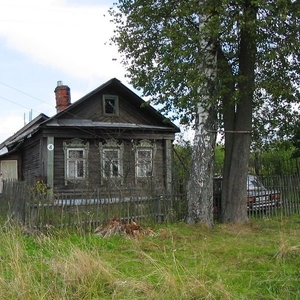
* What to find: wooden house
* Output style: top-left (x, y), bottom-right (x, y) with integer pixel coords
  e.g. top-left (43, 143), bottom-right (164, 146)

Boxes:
top-left (0, 78), bottom-right (180, 198)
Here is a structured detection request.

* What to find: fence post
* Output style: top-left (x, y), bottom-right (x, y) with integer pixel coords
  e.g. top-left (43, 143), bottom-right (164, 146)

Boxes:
top-left (156, 194), bottom-right (162, 223)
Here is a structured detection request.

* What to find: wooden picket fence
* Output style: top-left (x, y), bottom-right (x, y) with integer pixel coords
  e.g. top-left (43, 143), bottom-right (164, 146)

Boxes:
top-left (1, 174), bottom-right (300, 231)
top-left (213, 174), bottom-right (300, 219)
top-left (0, 180), bottom-right (187, 231)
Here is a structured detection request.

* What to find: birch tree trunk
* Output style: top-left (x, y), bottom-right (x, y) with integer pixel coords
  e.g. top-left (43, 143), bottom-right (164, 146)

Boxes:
top-left (186, 105), bottom-right (216, 226)
top-left (186, 1), bottom-right (217, 226)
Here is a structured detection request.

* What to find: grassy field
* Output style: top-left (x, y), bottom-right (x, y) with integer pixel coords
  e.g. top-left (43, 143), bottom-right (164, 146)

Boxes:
top-left (0, 216), bottom-right (300, 299)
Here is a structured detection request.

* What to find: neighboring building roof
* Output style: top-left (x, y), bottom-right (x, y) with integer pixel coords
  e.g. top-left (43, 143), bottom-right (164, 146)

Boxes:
top-left (0, 113), bottom-right (49, 156)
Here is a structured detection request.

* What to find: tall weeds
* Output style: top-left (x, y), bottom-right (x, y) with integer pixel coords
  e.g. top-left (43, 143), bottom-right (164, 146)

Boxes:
top-left (0, 217), bottom-right (299, 299)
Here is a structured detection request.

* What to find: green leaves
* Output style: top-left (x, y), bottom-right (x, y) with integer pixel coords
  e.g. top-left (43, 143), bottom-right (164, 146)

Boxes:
top-left (110, 0), bottom-right (300, 143)
top-left (110, 0), bottom-right (204, 123)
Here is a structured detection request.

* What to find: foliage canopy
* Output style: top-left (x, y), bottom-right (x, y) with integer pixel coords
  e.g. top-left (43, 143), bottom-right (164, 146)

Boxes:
top-left (110, 0), bottom-right (300, 145)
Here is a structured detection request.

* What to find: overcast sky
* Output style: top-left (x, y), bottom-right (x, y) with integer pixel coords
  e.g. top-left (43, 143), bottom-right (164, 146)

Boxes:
top-left (0, 0), bottom-right (131, 142)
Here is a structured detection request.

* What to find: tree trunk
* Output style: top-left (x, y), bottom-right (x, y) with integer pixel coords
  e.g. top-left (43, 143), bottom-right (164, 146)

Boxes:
top-left (186, 0), bottom-right (217, 226)
top-left (221, 1), bottom-right (257, 223)
top-left (187, 105), bottom-right (216, 226)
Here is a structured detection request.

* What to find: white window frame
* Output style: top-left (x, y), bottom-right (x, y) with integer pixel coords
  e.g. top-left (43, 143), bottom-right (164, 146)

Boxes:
top-left (133, 140), bottom-right (156, 180)
top-left (66, 148), bottom-right (86, 179)
top-left (136, 149), bottom-right (153, 178)
top-left (103, 149), bottom-right (121, 178)
top-left (103, 95), bottom-right (119, 116)
top-left (99, 139), bottom-right (123, 183)
top-left (63, 139), bottom-right (89, 185)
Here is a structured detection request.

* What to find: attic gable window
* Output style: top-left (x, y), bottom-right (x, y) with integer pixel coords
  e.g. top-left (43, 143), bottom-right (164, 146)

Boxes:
top-left (103, 95), bottom-right (119, 116)
top-left (63, 139), bottom-right (89, 185)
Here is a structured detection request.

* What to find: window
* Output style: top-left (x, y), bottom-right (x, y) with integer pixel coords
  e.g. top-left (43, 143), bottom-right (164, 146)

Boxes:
top-left (63, 139), bottom-right (89, 184)
top-left (103, 149), bottom-right (120, 178)
top-left (99, 139), bottom-right (123, 183)
top-left (66, 149), bottom-right (86, 179)
top-left (103, 95), bottom-right (119, 116)
top-left (134, 140), bottom-right (156, 179)
top-left (136, 150), bottom-right (152, 177)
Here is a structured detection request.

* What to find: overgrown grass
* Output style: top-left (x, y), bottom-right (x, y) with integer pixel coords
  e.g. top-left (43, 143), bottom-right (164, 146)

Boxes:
top-left (0, 216), bottom-right (300, 299)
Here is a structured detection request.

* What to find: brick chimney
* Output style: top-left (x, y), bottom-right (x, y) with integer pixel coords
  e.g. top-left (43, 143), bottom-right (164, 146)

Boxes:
top-left (54, 81), bottom-right (71, 113)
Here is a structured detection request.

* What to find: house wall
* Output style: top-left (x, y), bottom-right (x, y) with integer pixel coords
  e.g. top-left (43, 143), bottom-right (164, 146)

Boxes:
top-left (50, 136), bottom-right (168, 196)
top-left (0, 80), bottom-right (179, 198)
top-left (22, 140), bottom-right (41, 183)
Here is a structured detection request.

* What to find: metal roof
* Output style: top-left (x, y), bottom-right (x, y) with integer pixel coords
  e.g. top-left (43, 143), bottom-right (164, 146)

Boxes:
top-left (46, 119), bottom-right (178, 131)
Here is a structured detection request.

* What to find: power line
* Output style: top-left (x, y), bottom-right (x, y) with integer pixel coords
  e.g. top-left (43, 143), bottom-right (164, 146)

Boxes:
top-left (0, 95), bottom-right (40, 113)
top-left (0, 81), bottom-right (112, 140)
top-left (0, 81), bottom-right (53, 108)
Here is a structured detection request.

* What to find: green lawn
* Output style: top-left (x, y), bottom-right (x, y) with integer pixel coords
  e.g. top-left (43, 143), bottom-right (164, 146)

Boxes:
top-left (0, 216), bottom-right (300, 299)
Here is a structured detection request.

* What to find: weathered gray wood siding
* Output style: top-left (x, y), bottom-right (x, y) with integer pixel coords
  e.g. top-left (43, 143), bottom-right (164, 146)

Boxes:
top-left (22, 140), bottom-right (41, 183)
top-left (61, 89), bottom-right (165, 127)
top-left (51, 136), bottom-right (167, 195)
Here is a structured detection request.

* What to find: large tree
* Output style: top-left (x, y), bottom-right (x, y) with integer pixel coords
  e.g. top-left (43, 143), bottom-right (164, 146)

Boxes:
top-left (110, 0), bottom-right (300, 224)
